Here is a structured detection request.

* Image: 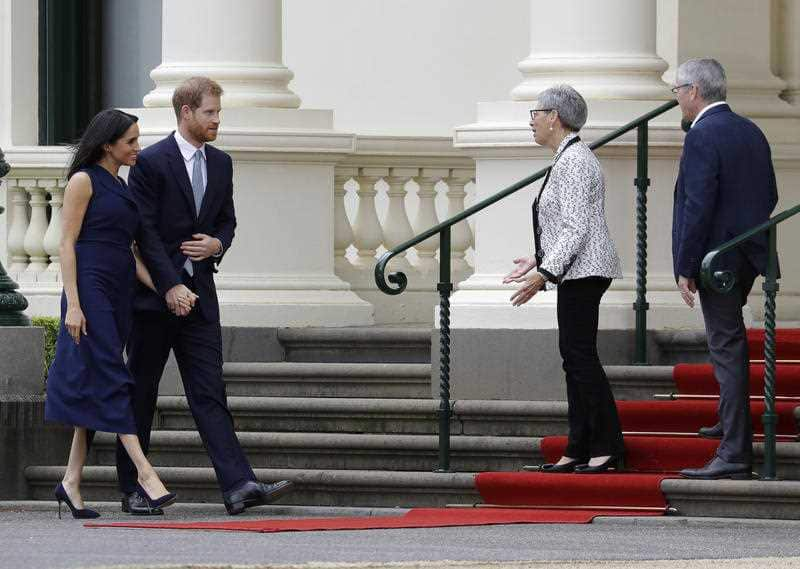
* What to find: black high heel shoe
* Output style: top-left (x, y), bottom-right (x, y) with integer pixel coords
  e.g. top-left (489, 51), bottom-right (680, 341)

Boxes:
top-left (573, 455), bottom-right (625, 474)
top-left (136, 482), bottom-right (177, 510)
top-left (55, 483), bottom-right (100, 519)
top-left (523, 456), bottom-right (587, 473)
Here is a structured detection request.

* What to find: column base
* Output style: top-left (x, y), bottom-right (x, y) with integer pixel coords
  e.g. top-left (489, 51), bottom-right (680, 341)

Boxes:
top-left (216, 273), bottom-right (373, 327)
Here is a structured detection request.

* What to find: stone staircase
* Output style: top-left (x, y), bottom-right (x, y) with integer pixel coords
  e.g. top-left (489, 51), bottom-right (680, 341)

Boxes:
top-left (22, 326), bottom-right (800, 516)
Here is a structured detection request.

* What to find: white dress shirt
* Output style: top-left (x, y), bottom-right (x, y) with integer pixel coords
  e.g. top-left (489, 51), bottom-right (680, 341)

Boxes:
top-left (174, 130), bottom-right (207, 191)
top-left (174, 130), bottom-right (223, 258)
top-left (691, 101), bottom-right (728, 128)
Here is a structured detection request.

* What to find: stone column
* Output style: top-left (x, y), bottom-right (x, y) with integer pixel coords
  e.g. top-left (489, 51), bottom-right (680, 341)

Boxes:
top-left (144, 0), bottom-right (300, 109)
top-left (662, 0), bottom-right (798, 122)
top-left (775, 0), bottom-right (800, 105)
top-left (0, 0), bottom-right (37, 147)
top-left (512, 0), bottom-right (670, 101)
top-left (131, 0), bottom-right (371, 327)
top-left (450, 0), bottom-right (686, 401)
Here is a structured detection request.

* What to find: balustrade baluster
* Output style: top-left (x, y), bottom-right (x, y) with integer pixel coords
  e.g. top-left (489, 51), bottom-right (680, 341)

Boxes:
top-left (43, 178), bottom-right (66, 280)
top-left (381, 168), bottom-right (415, 273)
top-left (23, 179), bottom-right (51, 274)
top-left (7, 179), bottom-right (31, 274)
top-left (412, 169), bottom-right (446, 274)
top-left (333, 172), bottom-right (355, 271)
top-left (444, 169), bottom-right (474, 277)
top-left (351, 169), bottom-right (385, 269)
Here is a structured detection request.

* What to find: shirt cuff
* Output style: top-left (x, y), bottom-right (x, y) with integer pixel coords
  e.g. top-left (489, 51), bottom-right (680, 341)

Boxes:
top-left (212, 238), bottom-right (224, 258)
top-left (538, 268), bottom-right (558, 284)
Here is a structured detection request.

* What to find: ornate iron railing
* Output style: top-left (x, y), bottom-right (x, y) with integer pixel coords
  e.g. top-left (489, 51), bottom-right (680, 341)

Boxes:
top-left (700, 202), bottom-right (800, 480)
top-left (375, 99), bottom-right (678, 471)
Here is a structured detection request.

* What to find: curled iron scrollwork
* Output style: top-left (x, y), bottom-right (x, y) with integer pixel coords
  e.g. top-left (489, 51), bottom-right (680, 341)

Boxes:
top-left (699, 249), bottom-right (736, 294)
top-left (374, 250), bottom-right (408, 296)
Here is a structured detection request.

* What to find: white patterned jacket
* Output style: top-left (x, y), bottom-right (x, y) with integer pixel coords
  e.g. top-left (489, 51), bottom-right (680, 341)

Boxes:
top-left (533, 133), bottom-right (622, 287)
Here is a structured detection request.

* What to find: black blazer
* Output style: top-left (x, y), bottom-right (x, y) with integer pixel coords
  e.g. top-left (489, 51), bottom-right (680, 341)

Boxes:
top-left (672, 104), bottom-right (778, 282)
top-left (129, 133), bottom-right (236, 323)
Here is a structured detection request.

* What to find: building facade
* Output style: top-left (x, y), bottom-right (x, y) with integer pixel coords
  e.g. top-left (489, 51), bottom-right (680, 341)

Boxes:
top-left (1, 0), bottom-right (799, 397)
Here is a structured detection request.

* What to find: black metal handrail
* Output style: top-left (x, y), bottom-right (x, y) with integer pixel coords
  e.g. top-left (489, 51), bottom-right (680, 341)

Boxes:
top-left (375, 99), bottom-right (678, 471)
top-left (700, 202), bottom-right (800, 480)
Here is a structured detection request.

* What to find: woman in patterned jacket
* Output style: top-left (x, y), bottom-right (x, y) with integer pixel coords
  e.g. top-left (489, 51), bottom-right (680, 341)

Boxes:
top-left (503, 84), bottom-right (625, 474)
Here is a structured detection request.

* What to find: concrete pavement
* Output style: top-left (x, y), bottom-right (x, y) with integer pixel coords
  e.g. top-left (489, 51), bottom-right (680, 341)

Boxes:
top-left (3, 503), bottom-right (800, 569)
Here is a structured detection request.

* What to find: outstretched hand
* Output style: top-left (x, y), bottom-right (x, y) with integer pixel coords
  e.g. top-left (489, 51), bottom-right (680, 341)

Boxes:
top-left (503, 256), bottom-right (537, 284)
top-left (510, 271), bottom-right (546, 307)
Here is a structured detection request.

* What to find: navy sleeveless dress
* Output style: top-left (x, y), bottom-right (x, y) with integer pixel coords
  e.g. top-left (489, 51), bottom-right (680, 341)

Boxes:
top-left (45, 164), bottom-right (140, 434)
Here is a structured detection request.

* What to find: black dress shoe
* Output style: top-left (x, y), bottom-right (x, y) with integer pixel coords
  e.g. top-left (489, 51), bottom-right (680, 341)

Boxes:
top-left (522, 457), bottom-right (587, 473)
top-left (698, 423), bottom-right (724, 439)
top-left (223, 480), bottom-right (295, 516)
top-left (121, 492), bottom-right (164, 516)
top-left (574, 455), bottom-right (625, 474)
top-left (680, 457), bottom-right (752, 480)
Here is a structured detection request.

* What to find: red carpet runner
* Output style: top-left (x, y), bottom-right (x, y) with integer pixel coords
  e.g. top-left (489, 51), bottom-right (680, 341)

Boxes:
top-left (88, 328), bottom-right (800, 532)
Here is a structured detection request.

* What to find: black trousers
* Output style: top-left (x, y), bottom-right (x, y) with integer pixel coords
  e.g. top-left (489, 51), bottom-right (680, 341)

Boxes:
top-left (697, 263), bottom-right (757, 464)
top-left (115, 298), bottom-right (256, 496)
top-left (557, 277), bottom-right (624, 459)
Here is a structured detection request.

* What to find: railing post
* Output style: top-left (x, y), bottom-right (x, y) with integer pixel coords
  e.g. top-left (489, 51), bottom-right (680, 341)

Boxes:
top-left (436, 226), bottom-right (453, 472)
top-left (761, 225), bottom-right (779, 480)
top-left (633, 123), bottom-right (651, 365)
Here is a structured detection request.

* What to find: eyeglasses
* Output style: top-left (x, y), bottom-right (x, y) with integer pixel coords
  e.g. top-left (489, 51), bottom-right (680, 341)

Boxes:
top-left (670, 83), bottom-right (693, 94)
top-left (529, 108), bottom-right (553, 119)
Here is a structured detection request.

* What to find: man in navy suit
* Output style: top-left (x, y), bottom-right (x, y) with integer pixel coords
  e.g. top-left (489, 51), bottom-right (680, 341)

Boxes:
top-left (116, 77), bottom-right (293, 514)
top-left (671, 59), bottom-right (778, 480)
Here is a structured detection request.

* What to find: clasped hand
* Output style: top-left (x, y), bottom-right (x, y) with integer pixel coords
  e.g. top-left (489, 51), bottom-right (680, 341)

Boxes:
top-left (180, 233), bottom-right (221, 262)
top-left (166, 284), bottom-right (199, 317)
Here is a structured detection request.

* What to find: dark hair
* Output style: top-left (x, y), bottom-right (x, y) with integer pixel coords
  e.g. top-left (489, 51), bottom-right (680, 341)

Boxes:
top-left (172, 76), bottom-right (224, 121)
top-left (67, 109), bottom-right (139, 180)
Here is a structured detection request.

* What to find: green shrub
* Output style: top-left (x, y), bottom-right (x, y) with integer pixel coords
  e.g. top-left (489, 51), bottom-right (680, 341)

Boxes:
top-left (31, 316), bottom-right (60, 380)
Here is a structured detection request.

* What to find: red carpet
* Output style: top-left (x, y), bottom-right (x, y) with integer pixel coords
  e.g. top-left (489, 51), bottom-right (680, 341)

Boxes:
top-left (88, 328), bottom-right (800, 533)
top-left (616, 399), bottom-right (798, 436)
top-left (673, 363), bottom-right (800, 397)
top-left (541, 436), bottom-right (718, 472)
top-left (475, 472), bottom-right (670, 510)
top-left (86, 506), bottom-right (654, 532)
top-left (748, 329), bottom-right (800, 360)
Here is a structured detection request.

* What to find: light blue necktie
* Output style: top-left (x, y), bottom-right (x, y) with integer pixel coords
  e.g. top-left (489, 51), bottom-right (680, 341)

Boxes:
top-left (184, 149), bottom-right (205, 276)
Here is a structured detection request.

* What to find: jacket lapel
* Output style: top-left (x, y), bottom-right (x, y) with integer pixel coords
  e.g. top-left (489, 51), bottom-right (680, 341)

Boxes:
top-left (166, 133), bottom-right (199, 219)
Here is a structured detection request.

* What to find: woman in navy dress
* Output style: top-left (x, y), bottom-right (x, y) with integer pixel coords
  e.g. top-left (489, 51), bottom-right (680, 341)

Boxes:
top-left (45, 110), bottom-right (189, 518)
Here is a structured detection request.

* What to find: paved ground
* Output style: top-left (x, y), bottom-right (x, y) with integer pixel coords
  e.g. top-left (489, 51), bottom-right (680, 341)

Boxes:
top-left (3, 503), bottom-right (800, 569)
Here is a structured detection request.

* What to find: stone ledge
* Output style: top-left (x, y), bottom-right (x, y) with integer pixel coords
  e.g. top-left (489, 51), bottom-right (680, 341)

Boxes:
top-left (662, 479), bottom-right (800, 519)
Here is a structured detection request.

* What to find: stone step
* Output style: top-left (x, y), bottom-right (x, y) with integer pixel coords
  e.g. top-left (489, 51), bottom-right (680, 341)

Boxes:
top-left (223, 362), bottom-right (432, 398)
top-left (606, 365), bottom-right (674, 401)
top-left (663, 479), bottom-right (800, 519)
top-left (91, 431), bottom-right (539, 472)
top-left (24, 466), bottom-right (478, 508)
top-left (156, 396), bottom-right (570, 437)
top-left (277, 327), bottom-right (432, 364)
top-left (24, 465), bottom-right (800, 518)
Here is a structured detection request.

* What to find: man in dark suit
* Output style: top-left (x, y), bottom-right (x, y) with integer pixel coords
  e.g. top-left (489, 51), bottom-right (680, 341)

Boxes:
top-left (117, 76), bottom-right (293, 515)
top-left (671, 59), bottom-right (778, 480)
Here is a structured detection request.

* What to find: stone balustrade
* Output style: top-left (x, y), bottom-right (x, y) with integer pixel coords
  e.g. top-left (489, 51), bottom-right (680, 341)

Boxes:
top-left (3, 174), bottom-right (66, 283)
top-left (334, 159), bottom-right (476, 323)
top-left (1, 144), bottom-right (477, 324)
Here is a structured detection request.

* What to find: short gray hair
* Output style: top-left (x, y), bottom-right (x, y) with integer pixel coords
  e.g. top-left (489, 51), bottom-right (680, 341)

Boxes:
top-left (537, 85), bottom-right (588, 132)
top-left (676, 58), bottom-right (727, 103)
